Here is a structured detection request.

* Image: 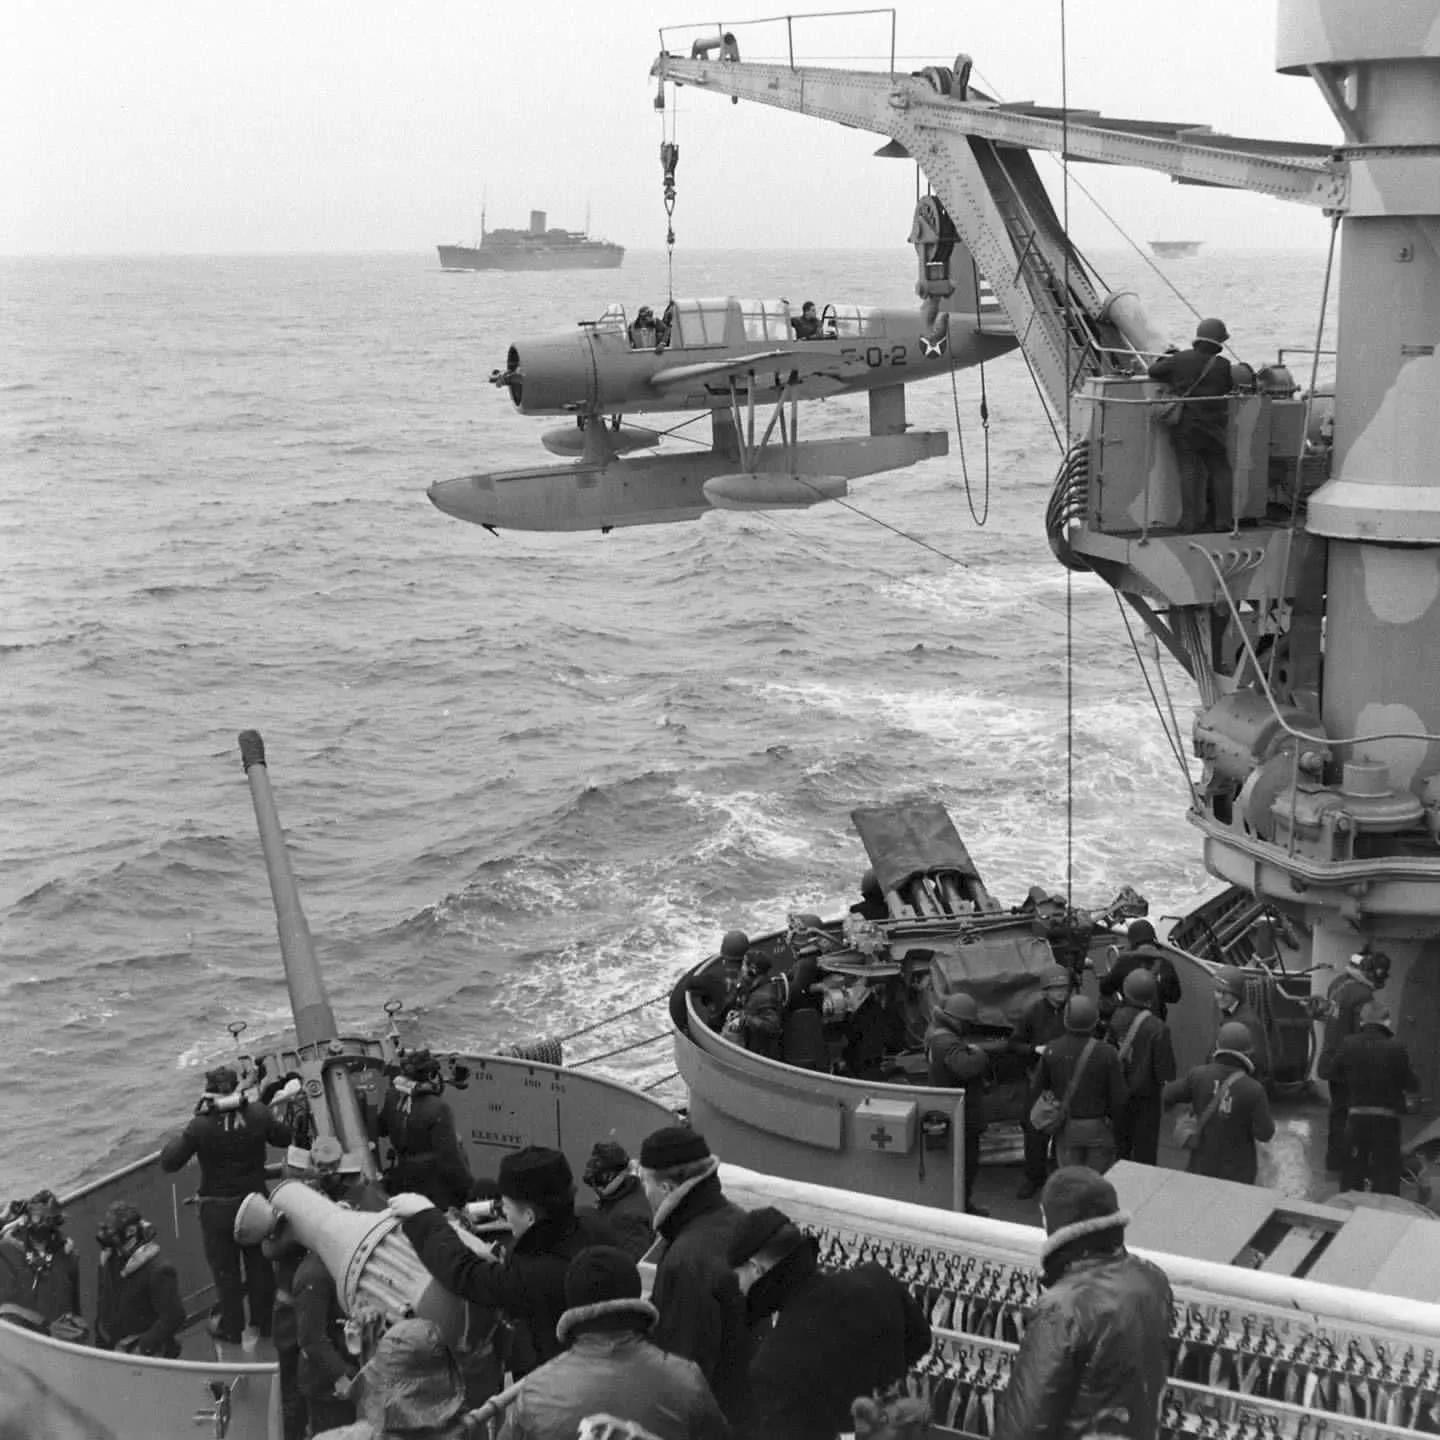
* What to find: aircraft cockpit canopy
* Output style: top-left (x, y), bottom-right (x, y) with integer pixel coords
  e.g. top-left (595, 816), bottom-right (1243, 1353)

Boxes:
top-left (669, 298), bottom-right (731, 347)
top-left (589, 303), bottom-right (629, 332)
top-left (828, 304), bottom-right (887, 338)
top-left (579, 296), bottom-right (877, 347)
top-left (738, 299), bottom-right (792, 343)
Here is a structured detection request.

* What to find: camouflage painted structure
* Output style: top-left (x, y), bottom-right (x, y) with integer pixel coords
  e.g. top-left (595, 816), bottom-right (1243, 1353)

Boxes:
top-left (655, 3), bottom-right (1440, 1146)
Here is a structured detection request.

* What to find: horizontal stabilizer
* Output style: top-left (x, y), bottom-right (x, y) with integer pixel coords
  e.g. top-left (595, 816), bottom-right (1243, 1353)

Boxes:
top-left (649, 349), bottom-right (805, 390)
top-left (702, 473), bottom-right (847, 510)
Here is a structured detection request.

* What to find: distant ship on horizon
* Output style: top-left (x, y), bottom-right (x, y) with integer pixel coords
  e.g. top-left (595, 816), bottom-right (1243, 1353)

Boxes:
top-left (1148, 239), bottom-right (1203, 259)
top-left (438, 208), bottom-right (624, 272)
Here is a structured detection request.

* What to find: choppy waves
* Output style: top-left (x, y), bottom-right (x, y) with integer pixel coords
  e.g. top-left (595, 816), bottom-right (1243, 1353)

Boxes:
top-left (0, 248), bottom-right (1330, 1195)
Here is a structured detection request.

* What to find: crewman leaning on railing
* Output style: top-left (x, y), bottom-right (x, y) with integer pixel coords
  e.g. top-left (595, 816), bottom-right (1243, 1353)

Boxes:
top-left (1147, 318), bottom-right (1236, 531)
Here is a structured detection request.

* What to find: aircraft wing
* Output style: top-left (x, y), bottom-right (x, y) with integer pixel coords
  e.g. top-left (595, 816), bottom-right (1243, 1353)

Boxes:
top-left (648, 348), bottom-right (813, 390)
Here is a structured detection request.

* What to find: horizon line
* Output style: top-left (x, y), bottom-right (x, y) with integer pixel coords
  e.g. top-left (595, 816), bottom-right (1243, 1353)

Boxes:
top-left (0, 243), bottom-right (1333, 260)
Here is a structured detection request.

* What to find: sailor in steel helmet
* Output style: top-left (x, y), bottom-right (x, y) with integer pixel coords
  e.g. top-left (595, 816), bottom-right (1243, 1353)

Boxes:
top-left (1162, 1021), bottom-right (1275, 1185)
top-left (1212, 966), bottom-right (1270, 1087)
top-left (1318, 947), bottom-right (1394, 1172)
top-left (1010, 966), bottom-right (1076, 1201)
top-left (1145, 315), bottom-right (1237, 530)
top-left (924, 992), bottom-right (989, 1215)
top-left (1327, 997), bottom-right (1419, 1195)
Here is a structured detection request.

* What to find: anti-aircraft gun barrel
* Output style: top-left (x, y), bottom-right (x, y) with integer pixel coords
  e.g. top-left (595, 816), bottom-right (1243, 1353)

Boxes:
top-left (239, 728), bottom-right (338, 1048)
top-left (238, 729), bottom-right (377, 1177)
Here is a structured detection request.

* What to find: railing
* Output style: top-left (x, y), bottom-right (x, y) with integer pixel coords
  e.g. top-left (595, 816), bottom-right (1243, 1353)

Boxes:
top-left (659, 8), bottom-right (898, 76)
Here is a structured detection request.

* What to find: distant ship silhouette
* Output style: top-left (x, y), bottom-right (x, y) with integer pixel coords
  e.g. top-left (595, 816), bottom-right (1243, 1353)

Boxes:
top-left (1148, 239), bottom-right (1202, 259)
top-left (438, 209), bottom-right (624, 271)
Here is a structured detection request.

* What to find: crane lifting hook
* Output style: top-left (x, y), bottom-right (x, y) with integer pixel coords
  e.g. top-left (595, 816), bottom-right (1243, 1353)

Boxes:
top-left (660, 142), bottom-right (679, 216)
top-left (660, 140), bottom-right (680, 247)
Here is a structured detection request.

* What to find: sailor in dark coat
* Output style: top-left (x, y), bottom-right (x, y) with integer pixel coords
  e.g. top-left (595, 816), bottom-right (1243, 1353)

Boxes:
top-left (725, 953), bottom-right (785, 1060)
top-left (1098, 920), bottom-right (1183, 1021)
top-left (1008, 967), bottom-right (1073, 1198)
top-left (925, 992), bottom-right (990, 1214)
top-left (1212, 967), bottom-right (1272, 1089)
top-left (1163, 1022), bottom-right (1275, 1184)
top-left (728, 1207), bottom-right (931, 1440)
top-left (581, 1141), bottom-right (654, 1261)
top-left (375, 1048), bottom-right (474, 1210)
top-left (499, 1246), bottom-right (728, 1440)
top-left (639, 1126), bottom-right (749, 1424)
top-left (289, 1145), bottom-right (388, 1436)
top-left (1106, 969), bottom-right (1177, 1166)
top-left (159, 1063), bottom-right (292, 1342)
top-left (294, 1244), bottom-right (356, 1433)
top-left (393, 1146), bottom-right (615, 1378)
top-left (1318, 950), bottom-right (1390, 1172)
top-left (1331, 1000), bottom-right (1418, 1195)
top-left (994, 1168), bottom-right (1172, 1440)
top-left (94, 1202), bottom-right (184, 1358)
top-left (262, 1214), bottom-right (310, 1440)
top-left (849, 867), bottom-right (890, 920)
top-left (1032, 996), bottom-right (1127, 1174)
top-left (1147, 318), bottom-right (1234, 530)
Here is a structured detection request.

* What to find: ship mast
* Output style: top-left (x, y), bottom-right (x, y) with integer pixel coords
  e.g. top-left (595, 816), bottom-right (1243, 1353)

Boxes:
top-left (654, 4), bottom-right (1440, 1102)
top-left (1267, 1), bottom-right (1440, 1022)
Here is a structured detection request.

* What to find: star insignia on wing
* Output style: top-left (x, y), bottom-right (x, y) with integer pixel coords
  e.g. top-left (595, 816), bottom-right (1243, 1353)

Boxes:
top-left (920, 334), bottom-right (948, 358)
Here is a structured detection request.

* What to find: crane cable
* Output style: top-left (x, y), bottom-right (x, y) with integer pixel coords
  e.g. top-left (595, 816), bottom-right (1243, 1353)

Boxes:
top-left (949, 353), bottom-right (992, 527)
top-left (924, 171), bottom-right (994, 527)
top-left (1113, 592), bottom-right (1201, 807)
top-left (1060, 0), bottom-right (1075, 907)
top-left (1269, 210), bottom-right (1340, 693)
top-left (658, 83), bottom-right (680, 304)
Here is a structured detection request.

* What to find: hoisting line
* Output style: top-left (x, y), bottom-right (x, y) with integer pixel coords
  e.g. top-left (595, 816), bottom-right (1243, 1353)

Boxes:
top-left (766, 476), bottom-right (974, 570)
top-left (658, 84), bottom-right (680, 304)
top-left (1270, 210), bottom-right (1340, 691)
top-left (1113, 592), bottom-right (1201, 808)
top-left (1060, 0), bottom-right (1075, 907)
top-left (949, 355), bottom-right (992, 527)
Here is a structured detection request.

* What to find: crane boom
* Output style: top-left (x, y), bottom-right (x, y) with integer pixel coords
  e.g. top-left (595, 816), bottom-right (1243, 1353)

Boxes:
top-left (651, 54), bottom-right (1344, 425)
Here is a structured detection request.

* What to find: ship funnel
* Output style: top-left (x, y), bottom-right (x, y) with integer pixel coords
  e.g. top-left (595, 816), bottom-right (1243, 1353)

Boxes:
top-left (238, 1181), bottom-right (467, 1346)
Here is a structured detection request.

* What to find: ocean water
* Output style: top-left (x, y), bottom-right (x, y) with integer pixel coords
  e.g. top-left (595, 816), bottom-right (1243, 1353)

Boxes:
top-left (0, 245), bottom-right (1335, 1197)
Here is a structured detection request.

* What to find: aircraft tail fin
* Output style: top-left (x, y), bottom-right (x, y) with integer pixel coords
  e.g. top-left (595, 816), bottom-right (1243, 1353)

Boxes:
top-left (910, 195), bottom-right (1006, 327)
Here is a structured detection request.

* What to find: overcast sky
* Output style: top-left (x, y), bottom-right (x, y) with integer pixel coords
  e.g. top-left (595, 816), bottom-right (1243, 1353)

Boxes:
top-left (4, 1), bottom-right (1341, 255)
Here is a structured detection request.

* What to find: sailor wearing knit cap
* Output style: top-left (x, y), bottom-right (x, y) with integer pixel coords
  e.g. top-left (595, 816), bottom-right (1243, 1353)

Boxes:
top-left (636, 1126), bottom-right (748, 1423)
top-left (725, 1206), bottom-right (930, 1440)
top-left (993, 1168), bottom-right (1172, 1440)
top-left (580, 1141), bottom-right (653, 1261)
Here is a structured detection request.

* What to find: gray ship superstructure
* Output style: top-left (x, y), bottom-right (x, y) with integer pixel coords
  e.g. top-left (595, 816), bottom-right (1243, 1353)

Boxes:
top-left (437, 208), bottom-right (623, 271)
